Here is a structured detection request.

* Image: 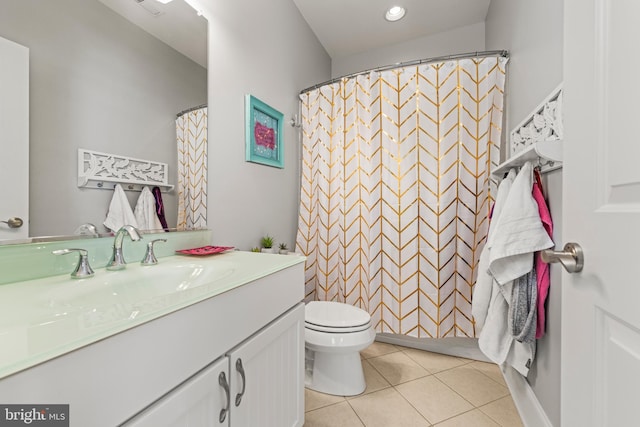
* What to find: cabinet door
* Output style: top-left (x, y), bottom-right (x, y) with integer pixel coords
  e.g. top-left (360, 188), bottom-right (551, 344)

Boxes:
top-left (124, 357), bottom-right (231, 427)
top-left (229, 303), bottom-right (304, 427)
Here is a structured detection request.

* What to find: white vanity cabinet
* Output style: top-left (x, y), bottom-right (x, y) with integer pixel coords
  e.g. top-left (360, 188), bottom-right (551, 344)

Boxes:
top-left (0, 255), bottom-right (305, 427)
top-left (126, 303), bottom-right (304, 427)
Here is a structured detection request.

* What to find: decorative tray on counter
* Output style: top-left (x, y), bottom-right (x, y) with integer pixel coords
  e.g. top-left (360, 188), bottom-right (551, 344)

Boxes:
top-left (175, 246), bottom-right (235, 256)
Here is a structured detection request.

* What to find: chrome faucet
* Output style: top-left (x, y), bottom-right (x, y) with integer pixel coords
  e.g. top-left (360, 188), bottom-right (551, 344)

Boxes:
top-left (106, 225), bottom-right (142, 271)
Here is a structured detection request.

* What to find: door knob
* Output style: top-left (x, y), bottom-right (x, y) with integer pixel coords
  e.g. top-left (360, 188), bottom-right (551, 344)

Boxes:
top-left (541, 242), bottom-right (584, 273)
top-left (1, 217), bottom-right (23, 228)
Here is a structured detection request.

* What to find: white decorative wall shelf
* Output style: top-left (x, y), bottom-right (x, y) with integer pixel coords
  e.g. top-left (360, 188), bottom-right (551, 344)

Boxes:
top-left (510, 84), bottom-right (563, 155)
top-left (493, 84), bottom-right (564, 176)
top-left (492, 140), bottom-right (563, 177)
top-left (77, 149), bottom-right (174, 192)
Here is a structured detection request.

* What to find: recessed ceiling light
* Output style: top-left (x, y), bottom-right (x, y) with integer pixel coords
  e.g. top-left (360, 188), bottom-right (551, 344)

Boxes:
top-left (156, 0), bottom-right (173, 4)
top-left (385, 6), bottom-right (406, 22)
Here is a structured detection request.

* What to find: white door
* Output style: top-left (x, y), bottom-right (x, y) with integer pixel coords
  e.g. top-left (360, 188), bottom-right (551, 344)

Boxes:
top-left (563, 1), bottom-right (640, 425)
top-left (0, 36), bottom-right (29, 240)
top-left (123, 356), bottom-right (231, 427)
top-left (228, 303), bottom-right (304, 427)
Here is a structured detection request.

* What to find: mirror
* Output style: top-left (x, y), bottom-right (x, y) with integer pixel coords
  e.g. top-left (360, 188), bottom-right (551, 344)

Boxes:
top-left (0, 0), bottom-right (207, 244)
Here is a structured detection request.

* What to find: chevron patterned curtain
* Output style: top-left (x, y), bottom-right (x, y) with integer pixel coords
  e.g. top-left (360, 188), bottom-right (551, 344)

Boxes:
top-left (176, 107), bottom-right (207, 230)
top-left (296, 56), bottom-right (508, 338)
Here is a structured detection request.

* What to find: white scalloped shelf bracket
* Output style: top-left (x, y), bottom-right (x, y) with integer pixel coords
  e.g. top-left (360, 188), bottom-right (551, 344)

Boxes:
top-left (492, 140), bottom-right (563, 177)
top-left (77, 148), bottom-right (174, 192)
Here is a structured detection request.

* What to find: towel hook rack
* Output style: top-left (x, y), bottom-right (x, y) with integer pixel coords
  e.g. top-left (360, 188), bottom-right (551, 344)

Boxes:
top-left (493, 85), bottom-right (563, 177)
top-left (492, 140), bottom-right (563, 177)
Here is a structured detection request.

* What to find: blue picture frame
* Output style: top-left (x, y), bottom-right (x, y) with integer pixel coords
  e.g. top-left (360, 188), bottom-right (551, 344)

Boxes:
top-left (245, 95), bottom-right (284, 168)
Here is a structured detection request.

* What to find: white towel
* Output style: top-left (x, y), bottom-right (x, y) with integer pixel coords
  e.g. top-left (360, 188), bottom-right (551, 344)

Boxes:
top-left (489, 162), bottom-right (554, 284)
top-left (478, 162), bottom-right (554, 376)
top-left (103, 184), bottom-right (139, 233)
top-left (134, 186), bottom-right (163, 231)
top-left (473, 168), bottom-right (516, 332)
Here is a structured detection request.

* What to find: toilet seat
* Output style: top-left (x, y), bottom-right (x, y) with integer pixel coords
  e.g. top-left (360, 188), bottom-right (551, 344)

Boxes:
top-left (305, 320), bottom-right (372, 333)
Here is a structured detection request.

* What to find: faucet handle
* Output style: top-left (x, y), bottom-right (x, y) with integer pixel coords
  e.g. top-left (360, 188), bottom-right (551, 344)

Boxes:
top-left (141, 239), bottom-right (167, 266)
top-left (53, 248), bottom-right (95, 279)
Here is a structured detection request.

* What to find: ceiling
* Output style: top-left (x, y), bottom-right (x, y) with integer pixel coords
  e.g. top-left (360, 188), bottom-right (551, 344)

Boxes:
top-left (292, 0), bottom-right (492, 59)
top-left (99, 0), bottom-right (492, 67)
top-left (98, 0), bottom-right (207, 67)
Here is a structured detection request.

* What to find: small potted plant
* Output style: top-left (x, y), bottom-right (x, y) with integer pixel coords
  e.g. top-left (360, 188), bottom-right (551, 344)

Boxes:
top-left (260, 235), bottom-right (275, 253)
top-left (250, 247), bottom-right (261, 253)
top-left (278, 243), bottom-right (288, 255)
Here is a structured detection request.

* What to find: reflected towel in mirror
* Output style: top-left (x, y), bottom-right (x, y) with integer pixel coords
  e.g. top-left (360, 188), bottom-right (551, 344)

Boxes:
top-left (152, 186), bottom-right (169, 231)
top-left (104, 184), bottom-right (138, 233)
top-left (135, 186), bottom-right (163, 231)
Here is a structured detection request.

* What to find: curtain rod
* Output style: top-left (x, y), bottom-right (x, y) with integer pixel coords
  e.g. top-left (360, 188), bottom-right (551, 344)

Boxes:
top-left (300, 49), bottom-right (509, 94)
top-left (176, 103), bottom-right (207, 118)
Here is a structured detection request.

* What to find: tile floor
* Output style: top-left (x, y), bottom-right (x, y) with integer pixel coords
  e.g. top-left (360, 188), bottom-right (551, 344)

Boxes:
top-left (303, 342), bottom-right (524, 427)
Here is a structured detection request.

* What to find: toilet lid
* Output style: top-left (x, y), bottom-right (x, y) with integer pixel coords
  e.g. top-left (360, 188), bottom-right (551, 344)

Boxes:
top-left (305, 301), bottom-right (371, 329)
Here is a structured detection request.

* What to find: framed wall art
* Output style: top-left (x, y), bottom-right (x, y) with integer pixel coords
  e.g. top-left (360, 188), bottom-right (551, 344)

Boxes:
top-left (245, 94), bottom-right (284, 168)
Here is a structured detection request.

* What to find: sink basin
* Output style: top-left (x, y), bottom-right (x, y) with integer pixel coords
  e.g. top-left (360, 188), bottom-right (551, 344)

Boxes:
top-left (0, 257), bottom-right (236, 339)
top-left (40, 257), bottom-right (236, 310)
top-left (15, 258), bottom-right (237, 338)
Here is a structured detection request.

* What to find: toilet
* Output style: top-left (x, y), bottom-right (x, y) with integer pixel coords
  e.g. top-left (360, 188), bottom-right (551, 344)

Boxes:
top-left (304, 301), bottom-right (376, 396)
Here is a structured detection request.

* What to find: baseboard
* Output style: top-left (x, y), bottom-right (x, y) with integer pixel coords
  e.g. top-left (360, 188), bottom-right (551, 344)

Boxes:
top-left (375, 333), bottom-right (491, 362)
top-left (501, 365), bottom-right (553, 427)
top-left (375, 334), bottom-right (553, 427)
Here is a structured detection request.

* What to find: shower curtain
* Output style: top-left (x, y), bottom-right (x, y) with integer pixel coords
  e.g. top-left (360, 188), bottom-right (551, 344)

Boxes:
top-left (295, 56), bottom-right (508, 338)
top-left (176, 106), bottom-right (208, 230)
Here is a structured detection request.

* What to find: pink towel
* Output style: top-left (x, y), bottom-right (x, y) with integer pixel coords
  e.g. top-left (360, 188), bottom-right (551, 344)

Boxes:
top-left (533, 170), bottom-right (553, 339)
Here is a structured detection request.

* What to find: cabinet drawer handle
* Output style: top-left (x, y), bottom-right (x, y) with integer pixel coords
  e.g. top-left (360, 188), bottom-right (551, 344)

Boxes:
top-left (235, 358), bottom-right (246, 407)
top-left (218, 371), bottom-right (230, 423)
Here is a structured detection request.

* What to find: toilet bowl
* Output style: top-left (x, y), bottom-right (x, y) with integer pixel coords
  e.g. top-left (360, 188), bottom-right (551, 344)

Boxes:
top-left (304, 301), bottom-right (376, 396)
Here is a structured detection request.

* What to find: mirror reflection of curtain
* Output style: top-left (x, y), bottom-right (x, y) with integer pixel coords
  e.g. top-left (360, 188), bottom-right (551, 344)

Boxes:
top-left (296, 56), bottom-right (508, 338)
top-left (176, 107), bottom-right (207, 230)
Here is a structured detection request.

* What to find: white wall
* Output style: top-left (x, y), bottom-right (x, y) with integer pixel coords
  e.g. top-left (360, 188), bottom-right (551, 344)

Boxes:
top-left (0, 0), bottom-right (207, 237)
top-left (486, 1), bottom-right (564, 138)
top-left (200, 0), bottom-right (331, 250)
top-left (331, 22), bottom-right (485, 78)
top-left (485, 1), bottom-right (564, 426)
